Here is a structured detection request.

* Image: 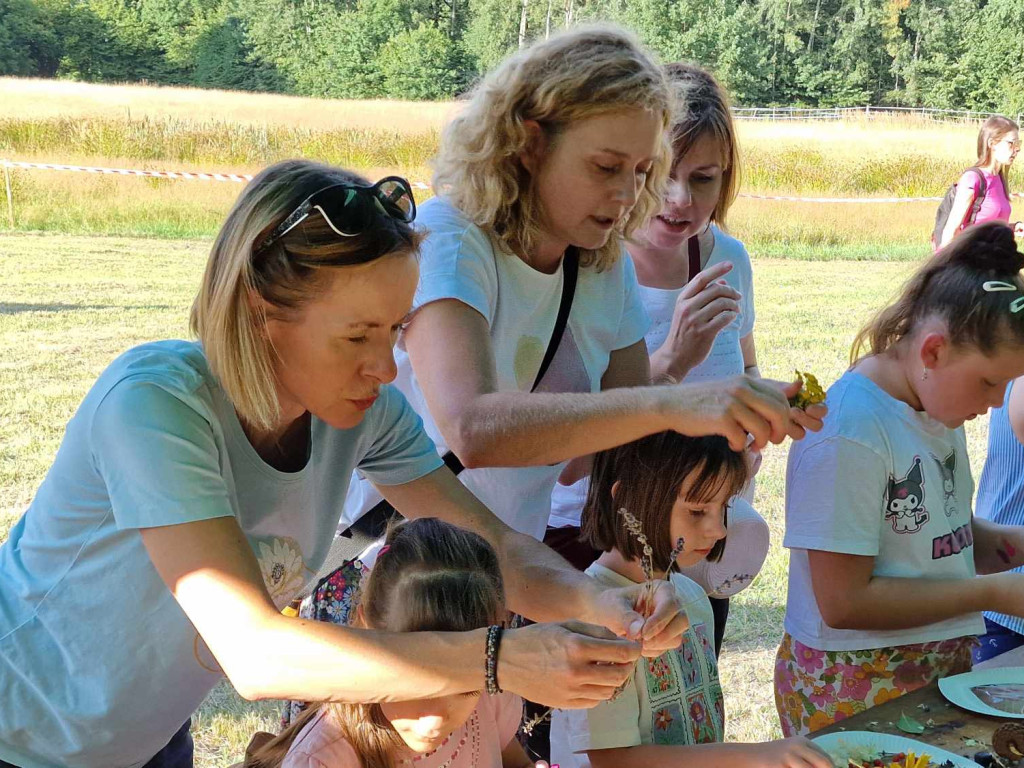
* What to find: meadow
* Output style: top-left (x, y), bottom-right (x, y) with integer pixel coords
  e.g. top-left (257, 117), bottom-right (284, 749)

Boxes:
top-left (1, 77), bottom-right (1020, 258)
top-left (0, 77), bottom-right (1018, 765)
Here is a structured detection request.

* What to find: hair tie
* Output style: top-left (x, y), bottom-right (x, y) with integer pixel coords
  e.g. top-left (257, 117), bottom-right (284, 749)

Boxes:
top-left (378, 545), bottom-right (391, 557)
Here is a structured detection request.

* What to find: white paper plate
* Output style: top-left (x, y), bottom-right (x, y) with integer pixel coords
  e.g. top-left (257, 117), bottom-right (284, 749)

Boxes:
top-left (939, 667), bottom-right (1024, 719)
top-left (813, 730), bottom-right (981, 767)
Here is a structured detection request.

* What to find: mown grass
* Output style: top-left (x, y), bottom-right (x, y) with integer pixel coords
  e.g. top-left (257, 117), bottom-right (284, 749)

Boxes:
top-left (0, 232), bottom-right (993, 763)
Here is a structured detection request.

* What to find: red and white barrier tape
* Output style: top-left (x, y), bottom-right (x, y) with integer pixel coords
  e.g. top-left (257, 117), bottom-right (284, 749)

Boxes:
top-left (740, 192), bottom-right (942, 203)
top-left (2, 158), bottom-right (1020, 202)
top-left (2, 159), bottom-right (255, 183)
top-left (0, 159), bottom-right (431, 189)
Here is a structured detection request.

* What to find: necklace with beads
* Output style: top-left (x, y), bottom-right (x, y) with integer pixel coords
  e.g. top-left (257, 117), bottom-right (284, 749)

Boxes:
top-left (400, 711), bottom-right (480, 768)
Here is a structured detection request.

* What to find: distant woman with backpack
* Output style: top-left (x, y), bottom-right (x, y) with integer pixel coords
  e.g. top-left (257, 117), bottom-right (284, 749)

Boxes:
top-left (935, 115), bottom-right (1022, 249)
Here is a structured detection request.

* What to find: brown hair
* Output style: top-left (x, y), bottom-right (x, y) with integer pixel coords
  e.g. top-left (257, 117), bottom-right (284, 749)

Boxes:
top-left (977, 115), bottom-right (1019, 195)
top-left (432, 24), bottom-right (672, 272)
top-left (851, 222), bottom-right (1024, 364)
top-left (663, 62), bottom-right (742, 229)
top-left (248, 518), bottom-right (505, 768)
top-left (580, 432), bottom-right (750, 572)
top-left (190, 159), bottom-right (421, 432)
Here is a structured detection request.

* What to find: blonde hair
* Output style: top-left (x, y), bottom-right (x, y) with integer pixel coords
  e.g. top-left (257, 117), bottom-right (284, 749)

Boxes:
top-left (249, 518), bottom-right (506, 768)
top-left (189, 160), bottom-right (420, 432)
top-left (664, 62), bottom-right (742, 229)
top-left (432, 24), bottom-right (672, 271)
top-left (850, 222), bottom-right (1024, 364)
top-left (977, 115), bottom-right (1019, 195)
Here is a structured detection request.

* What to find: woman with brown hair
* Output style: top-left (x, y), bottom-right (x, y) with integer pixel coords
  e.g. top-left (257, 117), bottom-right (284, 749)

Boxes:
top-left (550, 62), bottom-right (772, 655)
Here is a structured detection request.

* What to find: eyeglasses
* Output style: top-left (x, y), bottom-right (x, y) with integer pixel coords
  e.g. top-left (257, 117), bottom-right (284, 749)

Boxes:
top-left (255, 176), bottom-right (416, 255)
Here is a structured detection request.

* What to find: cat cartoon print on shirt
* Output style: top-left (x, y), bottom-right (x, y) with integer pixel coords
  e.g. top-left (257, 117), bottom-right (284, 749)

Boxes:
top-left (930, 449), bottom-right (957, 518)
top-left (885, 457), bottom-right (929, 534)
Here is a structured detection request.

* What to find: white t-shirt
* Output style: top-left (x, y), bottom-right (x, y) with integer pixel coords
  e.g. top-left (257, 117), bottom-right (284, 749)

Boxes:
top-left (550, 563), bottom-right (724, 768)
top-left (549, 226), bottom-right (755, 528)
top-left (0, 341), bottom-right (443, 768)
top-left (342, 197), bottom-right (650, 540)
top-left (639, 225), bottom-right (755, 382)
top-left (784, 369), bottom-right (986, 652)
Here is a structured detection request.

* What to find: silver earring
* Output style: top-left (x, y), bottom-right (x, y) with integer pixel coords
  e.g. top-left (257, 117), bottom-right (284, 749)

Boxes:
top-left (922, 369), bottom-right (929, 381)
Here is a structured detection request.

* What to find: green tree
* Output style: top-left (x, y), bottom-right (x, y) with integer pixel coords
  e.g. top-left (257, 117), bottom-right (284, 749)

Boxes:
top-left (0, 0), bottom-right (58, 75)
top-left (463, 0), bottom-right (521, 74)
top-left (378, 23), bottom-right (469, 98)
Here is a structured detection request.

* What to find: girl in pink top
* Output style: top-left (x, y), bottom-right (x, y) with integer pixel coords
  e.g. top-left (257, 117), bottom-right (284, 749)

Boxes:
top-left (250, 518), bottom-right (543, 768)
top-left (939, 115), bottom-right (1022, 248)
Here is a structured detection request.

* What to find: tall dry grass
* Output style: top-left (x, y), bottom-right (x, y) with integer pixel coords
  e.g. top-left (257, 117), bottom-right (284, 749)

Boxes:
top-left (0, 77), bottom-right (460, 132)
top-left (1, 77), bottom-right (1021, 255)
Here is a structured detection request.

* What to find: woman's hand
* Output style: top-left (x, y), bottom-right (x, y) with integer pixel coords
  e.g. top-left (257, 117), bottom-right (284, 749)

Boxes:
top-left (585, 579), bottom-right (689, 656)
top-left (664, 376), bottom-right (827, 452)
top-left (650, 261), bottom-right (740, 383)
top-left (782, 378), bottom-right (828, 437)
top-left (498, 622), bottom-right (642, 708)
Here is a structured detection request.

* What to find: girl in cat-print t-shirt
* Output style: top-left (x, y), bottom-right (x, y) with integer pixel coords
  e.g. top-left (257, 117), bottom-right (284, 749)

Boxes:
top-left (776, 223), bottom-right (1024, 736)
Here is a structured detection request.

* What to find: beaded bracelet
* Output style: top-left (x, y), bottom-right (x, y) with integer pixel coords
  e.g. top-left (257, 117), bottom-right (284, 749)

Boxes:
top-left (485, 624), bottom-right (503, 695)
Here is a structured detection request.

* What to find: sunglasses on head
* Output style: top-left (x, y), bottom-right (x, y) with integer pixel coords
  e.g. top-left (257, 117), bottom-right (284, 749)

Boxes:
top-left (255, 176), bottom-right (417, 255)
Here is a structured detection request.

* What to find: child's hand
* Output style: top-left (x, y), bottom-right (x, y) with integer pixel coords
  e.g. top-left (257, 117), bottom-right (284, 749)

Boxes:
top-left (1015, 221), bottom-right (1024, 239)
top-left (989, 572), bottom-right (1024, 617)
top-left (756, 736), bottom-right (834, 767)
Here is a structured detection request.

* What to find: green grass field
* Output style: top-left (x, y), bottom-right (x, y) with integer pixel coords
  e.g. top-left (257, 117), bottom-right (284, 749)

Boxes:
top-left (0, 231), bottom-right (993, 764)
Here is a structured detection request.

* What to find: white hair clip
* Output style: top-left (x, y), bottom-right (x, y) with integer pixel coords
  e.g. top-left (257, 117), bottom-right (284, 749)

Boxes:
top-left (983, 280), bottom-right (1024, 313)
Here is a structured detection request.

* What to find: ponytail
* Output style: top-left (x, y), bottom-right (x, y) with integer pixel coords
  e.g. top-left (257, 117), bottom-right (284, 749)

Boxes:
top-left (851, 222), bottom-right (1024, 363)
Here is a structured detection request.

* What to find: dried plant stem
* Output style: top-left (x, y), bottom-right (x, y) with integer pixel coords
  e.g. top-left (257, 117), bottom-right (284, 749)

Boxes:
top-left (522, 517), bottom-right (684, 736)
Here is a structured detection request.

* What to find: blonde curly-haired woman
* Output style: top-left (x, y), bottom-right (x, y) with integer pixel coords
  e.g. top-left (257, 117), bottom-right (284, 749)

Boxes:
top-left (343, 26), bottom-right (823, 550)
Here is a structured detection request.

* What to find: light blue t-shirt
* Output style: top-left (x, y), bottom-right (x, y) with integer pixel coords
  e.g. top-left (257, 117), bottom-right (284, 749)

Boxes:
top-left (0, 340), bottom-right (443, 768)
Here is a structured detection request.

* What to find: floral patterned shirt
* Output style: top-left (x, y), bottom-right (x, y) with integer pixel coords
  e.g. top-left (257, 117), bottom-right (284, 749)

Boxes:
top-left (550, 563), bottom-right (725, 768)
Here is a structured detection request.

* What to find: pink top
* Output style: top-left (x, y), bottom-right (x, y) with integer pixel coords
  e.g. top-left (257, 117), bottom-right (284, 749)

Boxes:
top-left (281, 691), bottom-right (523, 768)
top-left (960, 169), bottom-right (1013, 226)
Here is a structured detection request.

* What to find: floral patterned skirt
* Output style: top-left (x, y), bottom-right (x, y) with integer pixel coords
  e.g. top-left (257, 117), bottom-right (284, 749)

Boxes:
top-left (774, 632), bottom-right (975, 736)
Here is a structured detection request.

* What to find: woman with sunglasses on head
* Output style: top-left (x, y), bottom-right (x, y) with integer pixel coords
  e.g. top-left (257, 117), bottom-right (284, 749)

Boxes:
top-left (0, 160), bottom-right (690, 768)
top-left (343, 26), bottom-right (824, 558)
top-left (937, 115), bottom-right (1022, 250)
